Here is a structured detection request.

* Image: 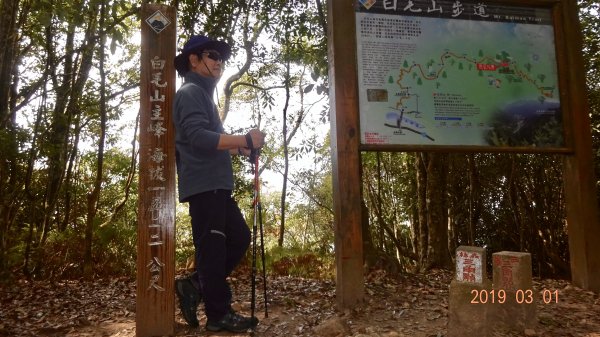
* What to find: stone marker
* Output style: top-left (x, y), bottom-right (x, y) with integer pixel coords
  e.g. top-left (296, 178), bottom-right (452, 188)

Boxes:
top-left (456, 245), bottom-right (487, 283)
top-left (448, 246), bottom-right (491, 337)
top-left (490, 251), bottom-right (536, 334)
top-left (492, 251), bottom-right (533, 290)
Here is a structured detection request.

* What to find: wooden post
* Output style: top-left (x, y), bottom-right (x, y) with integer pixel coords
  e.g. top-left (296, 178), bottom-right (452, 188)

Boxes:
top-left (327, 0), bottom-right (364, 307)
top-left (137, 4), bottom-right (176, 336)
top-left (560, 0), bottom-right (600, 292)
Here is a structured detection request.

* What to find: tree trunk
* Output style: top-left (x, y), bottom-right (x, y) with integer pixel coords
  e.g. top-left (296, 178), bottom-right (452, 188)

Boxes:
top-left (41, 4), bottom-right (98, 247)
top-left (507, 154), bottom-right (524, 250)
top-left (424, 153), bottom-right (452, 270)
top-left (0, 0), bottom-right (19, 125)
top-left (448, 208), bottom-right (458, 256)
top-left (101, 111), bottom-right (139, 227)
top-left (60, 113), bottom-right (82, 232)
top-left (83, 1), bottom-right (107, 277)
top-left (408, 155), bottom-right (420, 259)
top-left (277, 61), bottom-right (309, 247)
top-left (0, 0), bottom-right (21, 276)
top-left (415, 153), bottom-right (428, 270)
top-left (376, 153), bottom-right (385, 251)
top-left (40, 15), bottom-right (74, 244)
top-left (361, 200), bottom-right (376, 266)
top-left (467, 154), bottom-right (480, 245)
top-left (278, 58), bottom-right (291, 247)
top-left (21, 83), bottom-right (49, 277)
top-left (364, 176), bottom-right (418, 263)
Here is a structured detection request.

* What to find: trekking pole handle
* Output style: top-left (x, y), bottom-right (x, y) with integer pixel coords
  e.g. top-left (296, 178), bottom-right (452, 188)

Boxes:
top-left (249, 149), bottom-right (260, 164)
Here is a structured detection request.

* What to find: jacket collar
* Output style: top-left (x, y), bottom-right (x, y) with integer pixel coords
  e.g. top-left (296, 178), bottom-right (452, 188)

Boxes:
top-left (184, 71), bottom-right (218, 93)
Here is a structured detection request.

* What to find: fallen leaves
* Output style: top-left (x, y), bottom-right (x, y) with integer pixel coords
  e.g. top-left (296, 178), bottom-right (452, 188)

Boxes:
top-left (0, 270), bottom-right (598, 337)
top-left (0, 277), bottom-right (135, 337)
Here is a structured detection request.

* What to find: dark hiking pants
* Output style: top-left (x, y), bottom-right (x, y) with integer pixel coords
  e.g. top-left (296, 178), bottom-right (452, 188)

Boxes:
top-left (188, 189), bottom-right (251, 321)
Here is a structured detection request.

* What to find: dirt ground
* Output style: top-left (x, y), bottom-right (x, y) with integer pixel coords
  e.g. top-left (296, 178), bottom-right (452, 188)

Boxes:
top-left (1, 269), bottom-right (599, 337)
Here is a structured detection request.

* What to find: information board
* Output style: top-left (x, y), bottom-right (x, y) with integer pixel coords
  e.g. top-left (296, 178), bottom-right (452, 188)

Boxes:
top-left (356, 0), bottom-right (564, 149)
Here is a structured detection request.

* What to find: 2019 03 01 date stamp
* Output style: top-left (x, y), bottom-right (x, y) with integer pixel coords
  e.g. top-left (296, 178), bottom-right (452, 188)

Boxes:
top-left (470, 289), bottom-right (559, 304)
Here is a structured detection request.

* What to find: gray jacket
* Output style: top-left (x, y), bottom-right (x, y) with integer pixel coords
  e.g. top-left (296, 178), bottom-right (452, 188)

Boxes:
top-left (173, 72), bottom-right (233, 202)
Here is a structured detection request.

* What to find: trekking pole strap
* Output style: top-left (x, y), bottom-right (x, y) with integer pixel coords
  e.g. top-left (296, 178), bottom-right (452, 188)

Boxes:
top-left (245, 132), bottom-right (254, 150)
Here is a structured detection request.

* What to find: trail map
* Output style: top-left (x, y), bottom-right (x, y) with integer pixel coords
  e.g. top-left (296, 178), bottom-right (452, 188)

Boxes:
top-left (356, 0), bottom-right (564, 147)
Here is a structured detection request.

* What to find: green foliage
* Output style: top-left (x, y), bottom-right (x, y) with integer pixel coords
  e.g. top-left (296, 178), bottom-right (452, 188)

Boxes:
top-left (360, 151), bottom-right (570, 277)
top-left (579, 1), bottom-right (600, 200)
top-left (175, 204), bottom-right (195, 269)
top-left (267, 246), bottom-right (334, 280)
top-left (93, 218), bottom-right (137, 277)
top-left (362, 152), bottom-right (415, 259)
top-left (32, 206), bottom-right (137, 279)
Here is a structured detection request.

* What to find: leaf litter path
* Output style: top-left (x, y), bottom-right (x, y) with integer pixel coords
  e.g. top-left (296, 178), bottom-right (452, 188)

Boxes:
top-left (1, 270), bottom-right (599, 337)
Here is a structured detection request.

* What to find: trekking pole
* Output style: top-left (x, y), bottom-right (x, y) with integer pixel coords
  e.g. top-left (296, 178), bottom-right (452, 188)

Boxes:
top-left (254, 152), bottom-right (269, 318)
top-left (250, 149), bottom-right (259, 322)
top-left (250, 149), bottom-right (268, 321)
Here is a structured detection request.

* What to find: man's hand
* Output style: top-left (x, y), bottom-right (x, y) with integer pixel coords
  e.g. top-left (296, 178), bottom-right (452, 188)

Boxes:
top-left (245, 129), bottom-right (266, 149)
top-left (237, 147), bottom-right (252, 157)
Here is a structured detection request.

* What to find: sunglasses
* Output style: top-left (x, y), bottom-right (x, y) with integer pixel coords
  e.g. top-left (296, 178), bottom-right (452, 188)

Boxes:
top-left (201, 51), bottom-right (224, 62)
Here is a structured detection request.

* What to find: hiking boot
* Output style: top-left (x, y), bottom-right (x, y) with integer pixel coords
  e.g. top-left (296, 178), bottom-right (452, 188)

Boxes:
top-left (248, 315), bottom-right (259, 327)
top-left (175, 278), bottom-right (200, 327)
top-left (205, 311), bottom-right (259, 333)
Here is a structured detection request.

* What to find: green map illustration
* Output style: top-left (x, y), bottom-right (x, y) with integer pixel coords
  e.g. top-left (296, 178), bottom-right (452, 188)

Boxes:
top-left (357, 14), bottom-right (563, 147)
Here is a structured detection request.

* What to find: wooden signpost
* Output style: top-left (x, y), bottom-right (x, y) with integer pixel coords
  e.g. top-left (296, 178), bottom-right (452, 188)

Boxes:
top-left (328, 0), bottom-right (600, 307)
top-left (558, 0), bottom-right (600, 292)
top-left (137, 4), bottom-right (176, 336)
top-left (328, 0), bottom-right (365, 308)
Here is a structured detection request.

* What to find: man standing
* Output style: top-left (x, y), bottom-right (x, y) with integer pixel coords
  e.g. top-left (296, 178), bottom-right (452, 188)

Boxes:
top-left (172, 35), bottom-right (265, 332)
